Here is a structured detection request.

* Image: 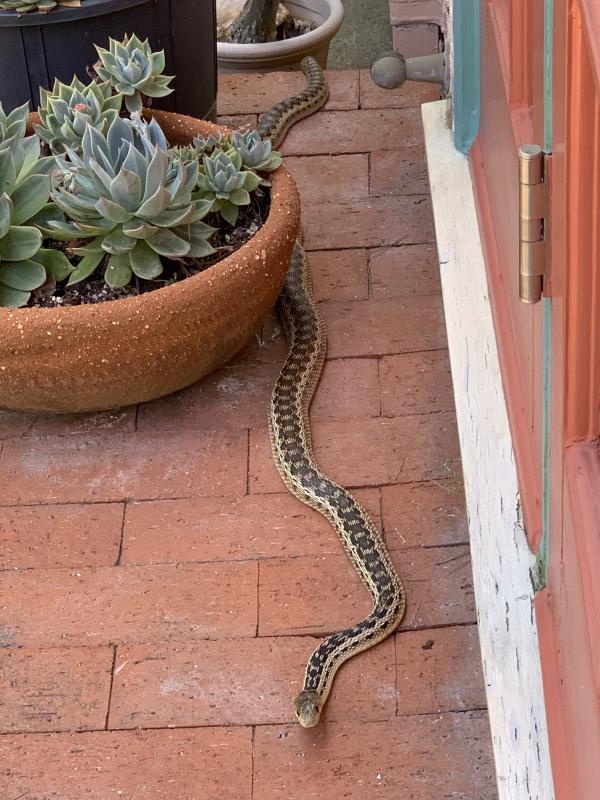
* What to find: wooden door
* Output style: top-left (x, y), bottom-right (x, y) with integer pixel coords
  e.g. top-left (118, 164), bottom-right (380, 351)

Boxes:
top-left (471, 0), bottom-right (547, 548)
top-left (471, 1), bottom-right (600, 796)
top-left (534, 2), bottom-right (600, 798)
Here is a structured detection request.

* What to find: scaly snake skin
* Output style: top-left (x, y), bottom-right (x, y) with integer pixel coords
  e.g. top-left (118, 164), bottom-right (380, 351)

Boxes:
top-left (260, 57), bottom-right (406, 728)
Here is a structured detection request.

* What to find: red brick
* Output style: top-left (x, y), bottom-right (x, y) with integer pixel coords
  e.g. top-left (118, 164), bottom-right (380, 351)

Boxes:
top-left (370, 146), bottom-right (429, 196)
top-left (250, 412), bottom-right (461, 493)
top-left (0, 410), bottom-right (35, 439)
top-left (108, 635), bottom-right (395, 728)
top-left (26, 408), bottom-right (137, 437)
top-left (137, 357), bottom-right (379, 432)
top-left (258, 545), bottom-right (476, 637)
top-left (380, 350), bottom-right (454, 416)
top-left (369, 244), bottom-right (441, 299)
top-left (218, 70), bottom-right (359, 115)
top-left (320, 296), bottom-right (446, 357)
top-left (389, 0), bottom-right (442, 25)
top-left (0, 407), bottom-right (135, 440)
top-left (0, 429), bottom-right (247, 504)
top-left (395, 626), bottom-right (487, 715)
top-left (0, 646), bottom-right (113, 733)
top-left (0, 562), bottom-right (258, 647)
top-left (253, 712), bottom-right (496, 800)
top-left (285, 154), bottom-right (369, 202)
top-left (280, 108), bottom-right (424, 155)
top-left (359, 70), bottom-right (441, 109)
top-left (382, 479), bottom-right (468, 549)
top-left (0, 503), bottom-right (123, 569)
top-left (393, 23), bottom-right (441, 57)
top-left (234, 320), bottom-right (286, 369)
top-left (303, 196), bottom-right (435, 250)
top-left (1, 727), bottom-right (252, 799)
top-left (122, 489), bottom-right (380, 565)
top-left (309, 248), bottom-right (369, 301)
top-left (218, 113), bottom-right (259, 130)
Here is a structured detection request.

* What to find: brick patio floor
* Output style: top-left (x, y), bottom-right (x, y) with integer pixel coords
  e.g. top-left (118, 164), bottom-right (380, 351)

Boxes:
top-left (0, 72), bottom-right (498, 799)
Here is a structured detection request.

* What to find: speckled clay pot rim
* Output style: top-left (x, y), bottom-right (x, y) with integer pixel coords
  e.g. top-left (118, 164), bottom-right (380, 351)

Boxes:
top-left (9, 109), bottom-right (298, 322)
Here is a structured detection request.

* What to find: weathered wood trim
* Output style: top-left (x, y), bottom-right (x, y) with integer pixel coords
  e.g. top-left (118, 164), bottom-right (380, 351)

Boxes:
top-left (422, 98), bottom-right (555, 800)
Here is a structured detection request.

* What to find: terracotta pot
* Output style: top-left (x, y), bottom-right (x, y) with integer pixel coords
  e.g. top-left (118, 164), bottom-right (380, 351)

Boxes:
top-left (0, 110), bottom-right (300, 414)
top-left (217, 0), bottom-right (344, 73)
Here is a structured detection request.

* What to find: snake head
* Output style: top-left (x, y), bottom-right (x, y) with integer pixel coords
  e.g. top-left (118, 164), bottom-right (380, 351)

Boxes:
top-left (294, 690), bottom-right (322, 728)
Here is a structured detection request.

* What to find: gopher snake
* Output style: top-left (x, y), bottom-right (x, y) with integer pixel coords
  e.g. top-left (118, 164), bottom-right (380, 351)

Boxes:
top-left (259, 57), bottom-right (406, 728)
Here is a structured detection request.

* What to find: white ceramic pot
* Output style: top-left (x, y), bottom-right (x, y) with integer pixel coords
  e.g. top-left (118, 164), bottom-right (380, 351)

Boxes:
top-left (217, 0), bottom-right (344, 73)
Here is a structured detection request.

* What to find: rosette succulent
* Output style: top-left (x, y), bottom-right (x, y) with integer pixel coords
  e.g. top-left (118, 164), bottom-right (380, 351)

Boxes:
top-left (0, 134), bottom-right (71, 306)
top-left (47, 115), bottom-right (215, 289)
top-left (35, 77), bottom-right (122, 153)
top-left (196, 149), bottom-right (262, 225)
top-left (94, 35), bottom-right (174, 114)
top-left (0, 0), bottom-right (81, 12)
top-left (231, 130), bottom-right (282, 172)
top-left (0, 102), bottom-right (28, 147)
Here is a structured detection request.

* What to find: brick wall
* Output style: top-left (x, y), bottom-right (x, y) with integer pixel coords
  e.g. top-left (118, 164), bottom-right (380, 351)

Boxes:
top-left (389, 0), bottom-right (442, 56)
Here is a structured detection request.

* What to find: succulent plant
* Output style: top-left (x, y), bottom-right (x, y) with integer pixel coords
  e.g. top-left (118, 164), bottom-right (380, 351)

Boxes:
top-left (0, 0), bottom-right (81, 12)
top-left (196, 149), bottom-right (262, 225)
top-left (35, 77), bottom-right (122, 154)
top-left (46, 115), bottom-right (215, 289)
top-left (192, 131), bottom-right (229, 156)
top-left (0, 134), bottom-right (70, 306)
top-left (231, 130), bottom-right (282, 172)
top-left (94, 34), bottom-right (174, 114)
top-left (0, 102), bottom-right (28, 148)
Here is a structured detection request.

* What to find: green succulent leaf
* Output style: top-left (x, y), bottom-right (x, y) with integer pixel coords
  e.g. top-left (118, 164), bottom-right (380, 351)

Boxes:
top-left (95, 34), bottom-right (174, 114)
top-left (0, 283), bottom-right (31, 307)
top-left (129, 240), bottom-right (162, 279)
top-left (31, 248), bottom-right (74, 281)
top-left (66, 250), bottom-right (104, 285)
top-left (220, 201), bottom-right (239, 226)
top-left (101, 226), bottom-right (137, 254)
top-left (104, 252), bottom-right (132, 288)
top-left (0, 225), bottom-right (42, 261)
top-left (10, 174), bottom-right (51, 225)
top-left (0, 193), bottom-right (11, 239)
top-left (146, 227), bottom-right (189, 258)
top-left (0, 148), bottom-right (17, 195)
top-left (0, 258), bottom-right (46, 290)
top-left (35, 75), bottom-right (121, 154)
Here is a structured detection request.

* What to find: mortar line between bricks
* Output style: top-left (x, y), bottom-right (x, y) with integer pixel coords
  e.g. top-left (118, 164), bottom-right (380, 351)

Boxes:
top-left (255, 562), bottom-right (260, 637)
top-left (393, 628), bottom-right (400, 716)
top-left (376, 356), bottom-right (383, 417)
top-left (357, 68), bottom-right (362, 109)
top-left (284, 150), bottom-right (371, 160)
top-left (0, 706), bottom-right (489, 737)
top-left (0, 468), bottom-right (460, 509)
top-left (251, 725), bottom-right (256, 800)
top-left (250, 476), bottom-right (464, 496)
top-left (0, 623), bottom-right (480, 657)
top-left (116, 502), bottom-right (127, 566)
top-left (260, 620), bottom-right (480, 640)
top-left (104, 644), bottom-right (117, 731)
top-left (245, 428), bottom-right (251, 497)
top-left (1, 540), bottom-right (471, 573)
top-left (304, 240), bottom-right (436, 253)
top-left (367, 150), bottom-right (372, 196)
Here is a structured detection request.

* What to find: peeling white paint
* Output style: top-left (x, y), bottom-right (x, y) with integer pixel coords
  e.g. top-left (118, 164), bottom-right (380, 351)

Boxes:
top-left (422, 99), bottom-right (555, 800)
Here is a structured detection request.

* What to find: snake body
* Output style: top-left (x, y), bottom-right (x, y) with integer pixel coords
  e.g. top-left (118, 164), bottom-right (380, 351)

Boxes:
top-left (260, 58), bottom-right (406, 728)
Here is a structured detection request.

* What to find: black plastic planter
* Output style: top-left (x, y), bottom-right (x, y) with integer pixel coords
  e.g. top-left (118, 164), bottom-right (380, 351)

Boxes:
top-left (0, 0), bottom-right (217, 120)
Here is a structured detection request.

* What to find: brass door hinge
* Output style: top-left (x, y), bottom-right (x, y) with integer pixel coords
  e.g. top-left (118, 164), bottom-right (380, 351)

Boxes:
top-left (519, 144), bottom-right (548, 304)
